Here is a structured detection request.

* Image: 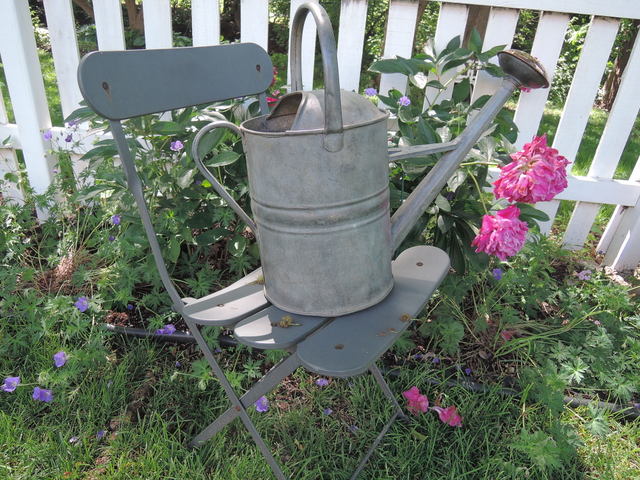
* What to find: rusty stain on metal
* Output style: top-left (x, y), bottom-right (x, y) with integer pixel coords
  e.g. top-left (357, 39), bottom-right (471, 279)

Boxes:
top-left (217, 303), bottom-right (224, 307)
top-left (334, 344), bottom-right (344, 350)
top-left (416, 262), bottom-right (423, 266)
top-left (400, 313), bottom-right (411, 322)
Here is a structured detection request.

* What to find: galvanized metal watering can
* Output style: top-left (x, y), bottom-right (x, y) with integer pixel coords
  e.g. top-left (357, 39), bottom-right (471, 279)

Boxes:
top-left (192, 3), bottom-right (548, 316)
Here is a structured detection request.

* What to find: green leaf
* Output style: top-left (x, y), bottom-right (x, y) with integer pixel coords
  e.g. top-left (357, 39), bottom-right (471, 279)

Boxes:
top-left (207, 151), bottom-right (240, 167)
top-left (477, 45), bottom-right (507, 62)
top-left (167, 236), bottom-right (180, 263)
top-left (442, 57), bottom-right (468, 72)
top-left (369, 57), bottom-right (416, 75)
top-left (228, 234), bottom-right (247, 257)
top-left (151, 121), bottom-right (184, 135)
top-left (443, 35), bottom-right (461, 55)
top-left (452, 78), bottom-right (471, 103)
top-left (196, 128), bottom-right (226, 159)
top-left (435, 194), bottom-right (451, 212)
top-left (469, 28), bottom-right (482, 54)
top-left (483, 63), bottom-right (505, 78)
top-left (194, 227), bottom-right (230, 246)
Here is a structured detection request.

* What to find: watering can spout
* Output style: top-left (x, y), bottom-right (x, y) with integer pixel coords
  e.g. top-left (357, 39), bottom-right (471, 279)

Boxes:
top-left (389, 49), bottom-right (549, 252)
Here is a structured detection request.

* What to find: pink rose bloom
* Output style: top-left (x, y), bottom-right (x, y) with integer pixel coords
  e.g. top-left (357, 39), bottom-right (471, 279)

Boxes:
top-left (471, 205), bottom-right (528, 261)
top-left (493, 135), bottom-right (569, 203)
top-left (432, 405), bottom-right (463, 427)
top-left (402, 386), bottom-right (429, 415)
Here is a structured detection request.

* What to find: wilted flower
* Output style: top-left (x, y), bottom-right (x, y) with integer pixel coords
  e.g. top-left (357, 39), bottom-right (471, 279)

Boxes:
top-left (492, 268), bottom-right (503, 280)
top-left (74, 296), bottom-right (89, 313)
top-left (402, 386), bottom-right (429, 415)
top-left (577, 269), bottom-right (592, 281)
top-left (500, 330), bottom-right (515, 341)
top-left (315, 378), bottom-right (329, 387)
top-left (364, 87), bottom-right (377, 97)
top-left (53, 351), bottom-right (68, 368)
top-left (432, 405), bottom-right (462, 427)
top-left (1, 376), bottom-right (20, 393)
top-left (170, 140), bottom-right (184, 151)
top-left (111, 214), bottom-right (121, 226)
top-left (155, 324), bottom-right (176, 335)
top-left (398, 96), bottom-right (411, 107)
top-left (471, 205), bottom-right (528, 261)
top-left (493, 135), bottom-right (569, 204)
top-left (255, 396), bottom-right (269, 413)
top-left (32, 386), bottom-right (53, 403)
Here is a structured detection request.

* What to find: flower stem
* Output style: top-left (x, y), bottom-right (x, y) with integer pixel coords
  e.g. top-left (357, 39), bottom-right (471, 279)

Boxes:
top-left (468, 168), bottom-right (490, 215)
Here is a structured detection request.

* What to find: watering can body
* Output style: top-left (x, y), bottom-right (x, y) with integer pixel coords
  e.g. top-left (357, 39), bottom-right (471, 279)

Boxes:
top-left (240, 91), bottom-right (393, 315)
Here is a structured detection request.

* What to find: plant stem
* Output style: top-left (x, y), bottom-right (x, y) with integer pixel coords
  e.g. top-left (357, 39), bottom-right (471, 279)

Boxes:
top-left (468, 168), bottom-right (490, 215)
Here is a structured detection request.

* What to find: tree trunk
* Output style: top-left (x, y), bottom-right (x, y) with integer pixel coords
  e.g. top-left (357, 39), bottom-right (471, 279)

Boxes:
top-left (463, 5), bottom-right (491, 47)
top-left (71, 0), bottom-right (94, 20)
top-left (599, 20), bottom-right (639, 111)
top-left (124, 0), bottom-right (144, 33)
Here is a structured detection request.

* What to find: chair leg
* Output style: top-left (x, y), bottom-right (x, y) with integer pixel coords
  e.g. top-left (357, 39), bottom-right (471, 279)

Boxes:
top-left (189, 352), bottom-right (301, 446)
top-left (349, 363), bottom-right (407, 480)
top-left (186, 321), bottom-right (292, 480)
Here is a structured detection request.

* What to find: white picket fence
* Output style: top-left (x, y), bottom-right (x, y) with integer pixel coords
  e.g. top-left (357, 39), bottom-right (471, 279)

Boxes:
top-left (0, 0), bottom-right (639, 269)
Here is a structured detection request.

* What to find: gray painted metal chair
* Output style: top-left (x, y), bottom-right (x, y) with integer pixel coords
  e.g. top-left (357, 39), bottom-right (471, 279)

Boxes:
top-left (78, 43), bottom-right (450, 479)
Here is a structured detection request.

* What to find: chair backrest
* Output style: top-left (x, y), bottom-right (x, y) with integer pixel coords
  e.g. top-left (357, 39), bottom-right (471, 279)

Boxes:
top-left (77, 43), bottom-right (273, 310)
top-left (78, 43), bottom-right (273, 120)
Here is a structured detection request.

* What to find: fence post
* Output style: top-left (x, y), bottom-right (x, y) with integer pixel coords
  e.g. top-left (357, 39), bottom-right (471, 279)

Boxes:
top-left (0, 0), bottom-right (54, 215)
top-left (192, 0), bottom-right (220, 46)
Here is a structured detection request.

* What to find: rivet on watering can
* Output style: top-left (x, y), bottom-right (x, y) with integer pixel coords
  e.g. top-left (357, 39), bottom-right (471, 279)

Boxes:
top-left (334, 344), bottom-right (344, 350)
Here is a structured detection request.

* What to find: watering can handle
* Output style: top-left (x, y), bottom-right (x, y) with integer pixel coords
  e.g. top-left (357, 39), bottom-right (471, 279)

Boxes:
top-left (290, 2), bottom-right (344, 152)
top-left (191, 121), bottom-right (258, 234)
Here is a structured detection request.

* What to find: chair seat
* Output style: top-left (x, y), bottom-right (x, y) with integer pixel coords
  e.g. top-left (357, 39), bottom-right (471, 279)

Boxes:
top-left (296, 246), bottom-right (450, 377)
top-left (182, 268), bottom-right (269, 326)
top-left (234, 306), bottom-right (328, 350)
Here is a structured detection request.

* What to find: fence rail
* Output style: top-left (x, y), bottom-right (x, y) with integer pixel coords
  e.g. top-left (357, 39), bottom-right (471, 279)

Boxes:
top-left (0, 0), bottom-right (639, 269)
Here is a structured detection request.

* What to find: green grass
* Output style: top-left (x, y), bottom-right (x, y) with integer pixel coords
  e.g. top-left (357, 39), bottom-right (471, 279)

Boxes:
top-left (1, 335), bottom-right (638, 479)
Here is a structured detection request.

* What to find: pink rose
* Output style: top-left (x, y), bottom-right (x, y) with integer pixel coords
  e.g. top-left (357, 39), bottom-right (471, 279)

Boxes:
top-left (471, 205), bottom-right (528, 261)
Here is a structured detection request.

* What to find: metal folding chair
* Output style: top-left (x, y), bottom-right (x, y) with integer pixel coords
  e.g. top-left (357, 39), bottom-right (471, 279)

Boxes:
top-left (78, 43), bottom-right (450, 480)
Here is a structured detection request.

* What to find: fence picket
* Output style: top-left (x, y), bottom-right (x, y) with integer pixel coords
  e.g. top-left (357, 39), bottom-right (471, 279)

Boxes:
top-left (0, 90), bottom-right (23, 204)
top-left (93, 0), bottom-right (126, 50)
top-left (288, 0), bottom-right (318, 91)
top-left (424, 3), bottom-right (469, 107)
top-left (192, 0), bottom-right (220, 46)
top-left (513, 12), bottom-right (569, 148)
top-left (0, 0), bottom-right (54, 208)
top-left (602, 159), bottom-right (640, 269)
top-left (470, 7), bottom-right (519, 103)
top-left (378, 0), bottom-right (420, 99)
top-left (241, 0), bottom-right (268, 50)
top-left (143, 0), bottom-right (173, 49)
top-left (43, 0), bottom-right (82, 120)
top-left (563, 31), bottom-right (640, 249)
top-left (337, 0), bottom-right (368, 93)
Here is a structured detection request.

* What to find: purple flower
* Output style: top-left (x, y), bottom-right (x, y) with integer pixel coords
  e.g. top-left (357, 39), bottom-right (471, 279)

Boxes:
top-left (413, 353), bottom-right (423, 360)
top-left (68, 436), bottom-right (79, 444)
top-left (74, 296), bottom-right (89, 313)
top-left (492, 268), bottom-right (503, 280)
top-left (214, 347), bottom-right (222, 353)
top-left (255, 396), bottom-right (269, 413)
top-left (53, 351), bottom-right (68, 368)
top-left (1, 376), bottom-right (20, 393)
top-left (398, 96), bottom-right (411, 107)
top-left (96, 430), bottom-right (105, 439)
top-left (464, 367), bottom-right (472, 375)
top-left (111, 214), bottom-right (121, 226)
top-left (364, 87), bottom-right (377, 97)
top-left (322, 408), bottom-right (333, 415)
top-left (348, 425), bottom-right (359, 433)
top-left (155, 324), bottom-right (176, 335)
top-left (432, 357), bottom-right (440, 364)
top-left (633, 403), bottom-right (640, 409)
top-left (126, 304), bottom-right (134, 311)
top-left (64, 134), bottom-right (73, 143)
top-left (577, 270), bottom-right (592, 281)
top-left (175, 361), bottom-right (182, 368)
top-left (170, 140), bottom-right (184, 152)
top-left (32, 386), bottom-right (53, 403)
top-left (108, 235), bottom-right (115, 242)
top-left (67, 120), bottom-right (77, 127)
top-left (315, 378), bottom-right (329, 387)
top-left (43, 130), bottom-right (53, 140)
